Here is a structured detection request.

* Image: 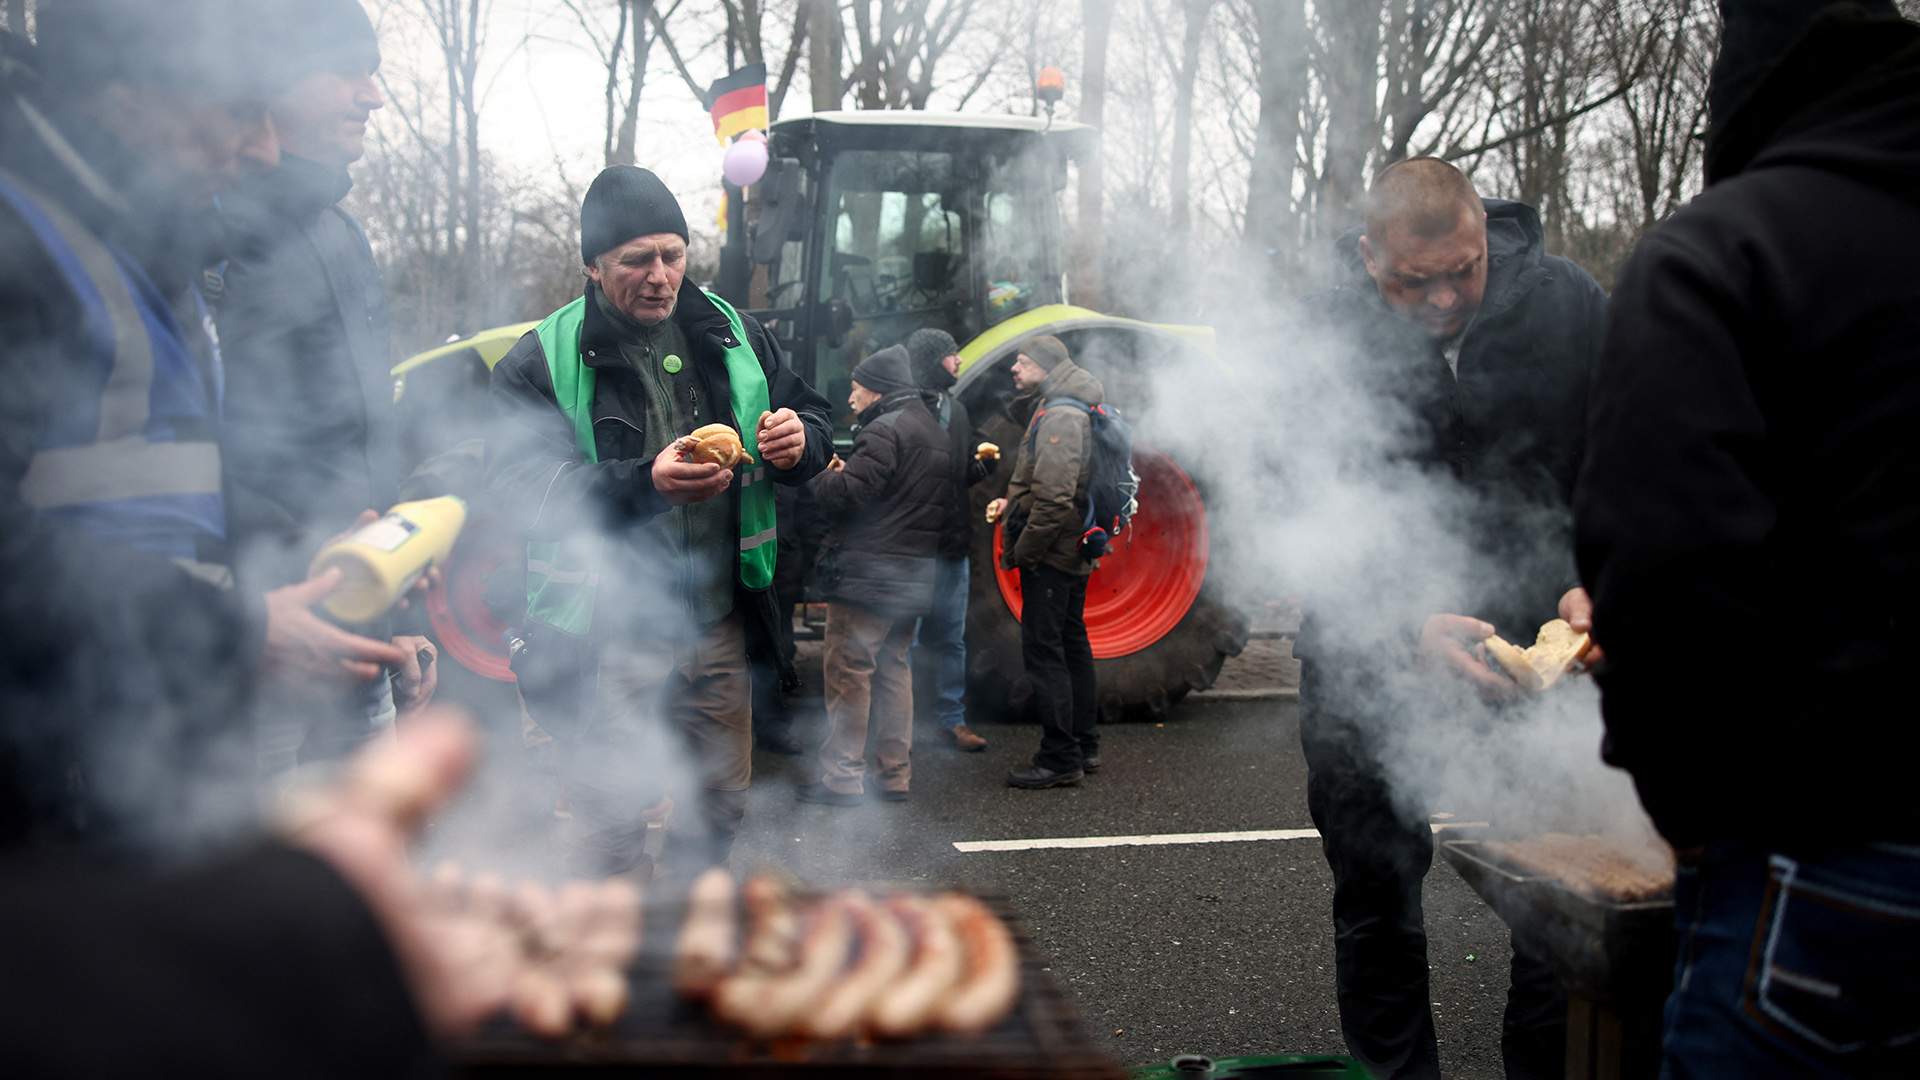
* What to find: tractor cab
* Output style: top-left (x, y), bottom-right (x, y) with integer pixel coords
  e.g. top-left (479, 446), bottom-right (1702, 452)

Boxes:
top-left (721, 112), bottom-right (1093, 438)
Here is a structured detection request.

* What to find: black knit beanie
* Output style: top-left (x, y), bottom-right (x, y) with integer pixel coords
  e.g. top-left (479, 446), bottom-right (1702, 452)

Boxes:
top-left (1021, 334), bottom-right (1070, 373)
top-left (581, 165), bottom-right (690, 265)
top-left (905, 327), bottom-right (960, 391)
top-left (278, 0), bottom-right (382, 81)
top-left (851, 345), bottom-right (917, 396)
top-left (35, 0), bottom-right (291, 101)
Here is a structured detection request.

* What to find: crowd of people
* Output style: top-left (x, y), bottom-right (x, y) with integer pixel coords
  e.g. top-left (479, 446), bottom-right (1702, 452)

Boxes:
top-left (1, 0), bottom-right (1916, 1077)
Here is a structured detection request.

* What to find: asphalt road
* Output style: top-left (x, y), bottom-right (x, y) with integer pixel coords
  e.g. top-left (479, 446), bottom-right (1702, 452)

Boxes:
top-left (731, 694), bottom-right (1519, 1078)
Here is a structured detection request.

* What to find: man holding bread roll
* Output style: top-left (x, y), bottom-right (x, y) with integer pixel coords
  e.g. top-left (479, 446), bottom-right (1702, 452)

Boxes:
top-left (1296, 158), bottom-right (1606, 1079)
top-left (487, 166), bottom-right (831, 875)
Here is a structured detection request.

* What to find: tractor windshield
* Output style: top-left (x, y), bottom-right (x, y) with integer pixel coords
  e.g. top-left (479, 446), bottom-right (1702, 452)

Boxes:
top-left (811, 146), bottom-right (1059, 437)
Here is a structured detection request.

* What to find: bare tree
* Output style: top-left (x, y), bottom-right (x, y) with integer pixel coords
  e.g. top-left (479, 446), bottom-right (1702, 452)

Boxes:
top-left (1315, 0), bottom-right (1384, 235)
top-left (1378, 0), bottom-right (1502, 163)
top-left (1073, 0), bottom-right (1116, 306)
top-left (716, 1), bottom-right (809, 118)
top-left (807, 0), bottom-right (842, 109)
top-left (1241, 0), bottom-right (1308, 278)
top-left (1157, 0), bottom-right (1212, 235)
top-left (1602, 0), bottom-right (1712, 228)
top-left (842, 0), bottom-right (982, 109)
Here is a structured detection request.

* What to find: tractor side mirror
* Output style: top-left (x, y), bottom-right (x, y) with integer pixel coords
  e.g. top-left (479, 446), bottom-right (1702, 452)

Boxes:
top-left (750, 157), bottom-right (810, 265)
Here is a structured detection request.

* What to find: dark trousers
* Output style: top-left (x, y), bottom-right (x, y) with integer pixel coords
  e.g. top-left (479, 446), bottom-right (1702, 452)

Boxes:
top-left (1302, 699), bottom-right (1566, 1080)
top-left (1661, 844), bottom-right (1920, 1079)
top-left (1019, 564), bottom-right (1097, 771)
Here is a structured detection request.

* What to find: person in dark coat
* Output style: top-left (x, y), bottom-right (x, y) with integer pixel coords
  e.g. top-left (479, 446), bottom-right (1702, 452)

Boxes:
top-left (904, 327), bottom-right (998, 752)
top-left (800, 345), bottom-right (955, 805)
top-left (1296, 158), bottom-right (1606, 1080)
top-left (218, 0), bottom-right (437, 774)
top-left (989, 336), bottom-right (1106, 790)
top-left (1575, 2), bottom-right (1920, 1074)
top-left (0, 0), bottom-right (406, 854)
top-left (487, 166), bottom-right (831, 874)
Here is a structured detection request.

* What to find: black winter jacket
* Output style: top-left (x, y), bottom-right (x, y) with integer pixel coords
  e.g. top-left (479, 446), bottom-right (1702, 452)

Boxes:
top-left (810, 391), bottom-right (954, 615)
top-left (1575, 14), bottom-right (1920, 847)
top-left (219, 156), bottom-right (397, 594)
top-left (487, 282), bottom-right (831, 655)
top-left (930, 393), bottom-right (995, 560)
top-left (1307, 198), bottom-right (1606, 648)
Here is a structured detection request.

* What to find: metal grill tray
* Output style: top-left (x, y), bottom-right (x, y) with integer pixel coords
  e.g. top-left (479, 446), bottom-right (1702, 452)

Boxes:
top-left (1439, 840), bottom-right (1676, 1001)
top-left (454, 890), bottom-right (1125, 1078)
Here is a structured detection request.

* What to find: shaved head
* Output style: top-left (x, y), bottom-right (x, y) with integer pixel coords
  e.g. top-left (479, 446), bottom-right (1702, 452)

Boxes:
top-left (1359, 157), bottom-right (1490, 340)
top-left (1364, 157), bottom-right (1483, 242)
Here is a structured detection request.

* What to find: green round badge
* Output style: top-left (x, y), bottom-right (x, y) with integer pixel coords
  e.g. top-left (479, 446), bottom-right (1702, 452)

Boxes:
top-left (662, 353), bottom-right (684, 374)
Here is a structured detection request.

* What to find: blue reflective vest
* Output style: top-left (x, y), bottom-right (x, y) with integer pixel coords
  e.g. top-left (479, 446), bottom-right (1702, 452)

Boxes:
top-left (0, 168), bottom-right (229, 569)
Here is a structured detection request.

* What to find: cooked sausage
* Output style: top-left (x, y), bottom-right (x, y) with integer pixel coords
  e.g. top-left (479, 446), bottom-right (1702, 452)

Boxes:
top-left (739, 876), bottom-right (801, 974)
top-left (511, 968), bottom-right (572, 1040)
top-left (569, 966), bottom-right (630, 1028)
top-left (719, 894), bottom-right (855, 1040)
top-left (804, 892), bottom-right (910, 1041)
top-left (934, 895), bottom-right (1021, 1035)
top-left (868, 896), bottom-right (965, 1039)
top-left (673, 868), bottom-right (738, 999)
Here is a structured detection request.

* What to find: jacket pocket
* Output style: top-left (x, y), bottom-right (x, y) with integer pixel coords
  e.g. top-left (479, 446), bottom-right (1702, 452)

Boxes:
top-left (1744, 849), bottom-right (1920, 1056)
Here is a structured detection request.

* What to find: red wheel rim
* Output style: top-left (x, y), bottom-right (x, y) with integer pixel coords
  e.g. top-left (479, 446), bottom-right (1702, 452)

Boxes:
top-left (993, 447), bottom-right (1208, 659)
top-left (425, 522), bottom-right (516, 682)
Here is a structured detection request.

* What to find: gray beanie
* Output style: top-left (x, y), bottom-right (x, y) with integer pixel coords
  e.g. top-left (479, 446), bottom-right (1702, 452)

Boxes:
top-left (1021, 334), bottom-right (1070, 373)
top-left (581, 166), bottom-right (690, 264)
top-left (904, 327), bottom-right (960, 391)
top-left (851, 344), bottom-right (916, 395)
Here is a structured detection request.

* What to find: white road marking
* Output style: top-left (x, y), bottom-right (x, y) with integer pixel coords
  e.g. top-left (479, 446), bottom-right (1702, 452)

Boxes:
top-left (952, 822), bottom-right (1488, 854)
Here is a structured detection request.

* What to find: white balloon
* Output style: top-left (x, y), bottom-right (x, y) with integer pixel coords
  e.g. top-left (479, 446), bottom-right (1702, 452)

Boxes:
top-left (722, 139), bottom-right (770, 187)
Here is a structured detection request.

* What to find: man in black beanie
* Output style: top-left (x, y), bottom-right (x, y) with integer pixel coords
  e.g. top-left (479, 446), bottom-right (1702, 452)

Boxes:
top-left (220, 0), bottom-right (441, 775)
top-left (904, 327), bottom-right (997, 752)
top-left (1576, 2), bottom-right (1920, 1074)
top-left (489, 165), bottom-right (831, 875)
top-left (802, 344), bottom-right (954, 804)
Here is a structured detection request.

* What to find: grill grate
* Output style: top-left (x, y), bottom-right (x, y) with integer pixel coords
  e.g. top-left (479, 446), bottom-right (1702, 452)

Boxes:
top-left (454, 891), bottom-right (1125, 1078)
top-left (1439, 839), bottom-right (1673, 1002)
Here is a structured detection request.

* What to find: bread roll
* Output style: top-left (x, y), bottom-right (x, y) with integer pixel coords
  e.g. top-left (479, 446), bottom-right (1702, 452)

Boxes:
top-left (684, 423), bottom-right (753, 468)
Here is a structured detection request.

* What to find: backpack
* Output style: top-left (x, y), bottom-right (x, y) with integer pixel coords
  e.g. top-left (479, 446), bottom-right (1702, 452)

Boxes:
top-left (1017, 397), bottom-right (1140, 561)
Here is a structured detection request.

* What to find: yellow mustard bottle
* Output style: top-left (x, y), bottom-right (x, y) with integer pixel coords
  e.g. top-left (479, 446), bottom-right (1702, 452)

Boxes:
top-left (309, 496), bottom-right (468, 623)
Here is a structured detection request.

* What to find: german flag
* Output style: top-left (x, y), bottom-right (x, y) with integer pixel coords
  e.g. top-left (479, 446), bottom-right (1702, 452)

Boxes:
top-left (707, 63), bottom-right (768, 145)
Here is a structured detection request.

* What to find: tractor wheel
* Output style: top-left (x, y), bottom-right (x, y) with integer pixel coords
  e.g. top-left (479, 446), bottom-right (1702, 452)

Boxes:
top-left (963, 411), bottom-right (1247, 724)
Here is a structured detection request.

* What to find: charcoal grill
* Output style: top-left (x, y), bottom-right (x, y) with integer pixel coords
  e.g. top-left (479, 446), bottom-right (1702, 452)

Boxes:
top-left (1440, 839), bottom-right (1676, 1080)
top-left (453, 892), bottom-right (1124, 1078)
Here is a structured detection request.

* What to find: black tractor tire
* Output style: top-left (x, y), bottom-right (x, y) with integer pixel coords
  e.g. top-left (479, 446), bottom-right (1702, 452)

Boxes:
top-left (962, 410), bottom-right (1248, 724)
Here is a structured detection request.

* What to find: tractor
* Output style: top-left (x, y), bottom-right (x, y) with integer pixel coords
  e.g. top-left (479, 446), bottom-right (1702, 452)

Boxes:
top-left (394, 109), bottom-right (1247, 722)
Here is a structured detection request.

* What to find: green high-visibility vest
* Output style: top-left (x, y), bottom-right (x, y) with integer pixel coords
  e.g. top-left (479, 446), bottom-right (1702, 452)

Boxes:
top-left (524, 289), bottom-right (777, 635)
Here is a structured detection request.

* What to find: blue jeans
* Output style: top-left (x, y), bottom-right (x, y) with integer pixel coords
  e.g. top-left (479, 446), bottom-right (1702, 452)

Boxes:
top-left (1662, 843), bottom-right (1920, 1079)
top-left (913, 556), bottom-right (970, 730)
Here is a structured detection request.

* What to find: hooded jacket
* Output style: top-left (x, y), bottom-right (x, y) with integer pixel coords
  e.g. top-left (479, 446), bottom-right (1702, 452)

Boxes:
top-left (1575, 11), bottom-right (1920, 847)
top-left (218, 155), bottom-right (397, 596)
top-left (907, 341), bottom-right (996, 560)
top-left (1001, 358), bottom-right (1107, 577)
top-left (1311, 198), bottom-right (1606, 643)
top-left (809, 388), bottom-right (954, 616)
